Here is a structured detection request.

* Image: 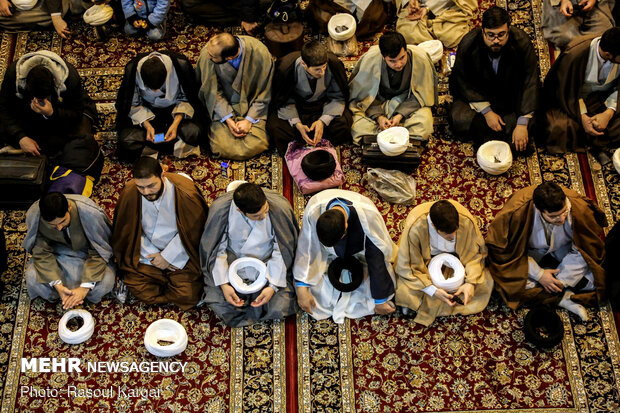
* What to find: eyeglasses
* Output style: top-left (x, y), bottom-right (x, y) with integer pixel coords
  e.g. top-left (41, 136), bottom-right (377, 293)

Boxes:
top-left (483, 30), bottom-right (508, 40)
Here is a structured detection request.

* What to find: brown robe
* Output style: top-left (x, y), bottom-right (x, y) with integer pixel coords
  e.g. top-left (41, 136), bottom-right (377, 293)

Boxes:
top-left (112, 173), bottom-right (209, 310)
top-left (542, 35), bottom-right (620, 153)
top-left (486, 185), bottom-right (607, 310)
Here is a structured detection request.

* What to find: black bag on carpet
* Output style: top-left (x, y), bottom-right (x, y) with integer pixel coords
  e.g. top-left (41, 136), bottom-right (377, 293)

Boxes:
top-left (0, 154), bottom-right (47, 209)
top-left (361, 135), bottom-right (422, 171)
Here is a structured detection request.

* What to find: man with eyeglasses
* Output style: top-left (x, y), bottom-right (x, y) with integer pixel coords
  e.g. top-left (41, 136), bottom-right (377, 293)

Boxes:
top-left (448, 6), bottom-right (539, 154)
top-left (542, 27), bottom-right (620, 165)
top-left (486, 182), bottom-right (607, 322)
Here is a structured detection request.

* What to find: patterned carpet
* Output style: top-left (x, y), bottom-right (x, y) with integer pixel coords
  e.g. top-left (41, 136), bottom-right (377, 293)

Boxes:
top-left (0, 0), bottom-right (619, 411)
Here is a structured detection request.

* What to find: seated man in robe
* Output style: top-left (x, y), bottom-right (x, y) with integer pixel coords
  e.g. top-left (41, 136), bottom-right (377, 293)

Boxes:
top-left (348, 31), bottom-right (436, 145)
top-left (121, 0), bottom-right (169, 40)
top-left (448, 6), bottom-right (539, 154)
top-left (395, 0), bottom-right (477, 48)
top-left (542, 0), bottom-right (614, 50)
top-left (115, 50), bottom-right (206, 162)
top-left (0, 0), bottom-right (55, 32)
top-left (294, 189), bottom-right (396, 323)
top-left (196, 33), bottom-right (273, 160)
top-left (267, 40), bottom-right (351, 155)
top-left (542, 27), bottom-right (620, 164)
top-left (23, 192), bottom-right (115, 310)
top-left (486, 182), bottom-right (607, 321)
top-left (0, 50), bottom-right (103, 180)
top-left (307, 0), bottom-right (388, 39)
top-left (112, 157), bottom-right (209, 310)
top-left (179, 0), bottom-right (269, 34)
top-left (200, 183), bottom-right (298, 326)
top-left (395, 200), bottom-right (493, 326)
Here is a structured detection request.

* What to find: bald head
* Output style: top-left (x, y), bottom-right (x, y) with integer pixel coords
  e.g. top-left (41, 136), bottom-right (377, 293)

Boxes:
top-left (207, 33), bottom-right (240, 63)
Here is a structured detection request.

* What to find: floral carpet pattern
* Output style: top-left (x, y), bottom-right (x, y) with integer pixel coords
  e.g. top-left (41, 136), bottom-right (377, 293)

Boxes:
top-left (1, 0), bottom-right (619, 410)
top-left (293, 0), bottom-right (620, 411)
top-left (0, 19), bottom-right (287, 410)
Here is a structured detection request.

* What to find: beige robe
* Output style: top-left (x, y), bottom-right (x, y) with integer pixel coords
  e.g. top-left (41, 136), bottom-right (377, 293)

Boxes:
top-left (196, 36), bottom-right (274, 160)
top-left (395, 201), bottom-right (493, 326)
top-left (348, 44), bottom-right (437, 144)
top-left (395, 0), bottom-right (477, 48)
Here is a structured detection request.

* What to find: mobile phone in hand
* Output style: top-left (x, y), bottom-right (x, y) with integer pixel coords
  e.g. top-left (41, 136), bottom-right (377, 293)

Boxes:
top-left (451, 295), bottom-right (464, 305)
top-left (153, 133), bottom-right (165, 143)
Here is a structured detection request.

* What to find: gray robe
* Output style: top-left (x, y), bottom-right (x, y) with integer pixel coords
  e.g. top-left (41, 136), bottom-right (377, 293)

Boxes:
top-left (200, 190), bottom-right (299, 327)
top-left (23, 195), bottom-right (115, 302)
top-left (542, 0), bottom-right (615, 49)
top-left (196, 36), bottom-right (274, 160)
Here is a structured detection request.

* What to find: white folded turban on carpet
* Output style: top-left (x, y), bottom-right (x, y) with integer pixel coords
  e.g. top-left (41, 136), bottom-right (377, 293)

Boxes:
top-left (144, 319), bottom-right (188, 357)
top-left (58, 309), bottom-right (95, 344)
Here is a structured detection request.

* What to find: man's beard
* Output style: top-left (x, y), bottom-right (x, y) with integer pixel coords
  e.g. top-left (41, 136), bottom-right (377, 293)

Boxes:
top-left (143, 180), bottom-right (165, 202)
top-left (488, 47), bottom-right (502, 57)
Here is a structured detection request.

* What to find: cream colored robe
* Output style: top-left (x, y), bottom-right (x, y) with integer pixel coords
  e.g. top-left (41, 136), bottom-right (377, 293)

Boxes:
top-left (196, 36), bottom-right (274, 160)
top-left (395, 0), bottom-right (477, 48)
top-left (348, 44), bottom-right (437, 144)
top-left (395, 200), bottom-right (493, 326)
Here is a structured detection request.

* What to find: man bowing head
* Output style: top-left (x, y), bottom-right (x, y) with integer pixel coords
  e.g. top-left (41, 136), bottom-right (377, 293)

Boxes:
top-left (200, 183), bottom-right (298, 327)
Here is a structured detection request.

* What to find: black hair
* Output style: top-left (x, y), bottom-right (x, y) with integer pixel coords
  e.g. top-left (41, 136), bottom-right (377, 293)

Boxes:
top-left (600, 27), bottom-right (620, 57)
top-left (39, 192), bottom-right (69, 222)
top-left (481, 6), bottom-right (511, 30)
top-left (233, 183), bottom-right (267, 214)
top-left (379, 32), bottom-right (407, 59)
top-left (301, 40), bottom-right (328, 67)
top-left (25, 65), bottom-right (55, 99)
top-left (132, 157), bottom-right (163, 180)
top-left (316, 209), bottom-right (346, 247)
top-left (140, 56), bottom-right (167, 90)
top-left (429, 200), bottom-right (459, 234)
top-left (533, 182), bottom-right (566, 213)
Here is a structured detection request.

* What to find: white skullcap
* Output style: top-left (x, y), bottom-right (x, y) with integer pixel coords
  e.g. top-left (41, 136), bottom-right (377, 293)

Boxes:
top-left (58, 309), bottom-right (95, 345)
top-left (144, 319), bottom-right (188, 357)
top-left (417, 40), bottom-right (444, 64)
top-left (83, 4), bottom-right (114, 26)
top-left (477, 140), bottom-right (513, 175)
top-left (228, 257), bottom-right (268, 294)
top-left (12, 0), bottom-right (37, 11)
top-left (377, 126), bottom-right (409, 156)
top-left (328, 13), bottom-right (356, 41)
top-left (227, 180), bottom-right (248, 193)
top-left (428, 253), bottom-right (465, 293)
